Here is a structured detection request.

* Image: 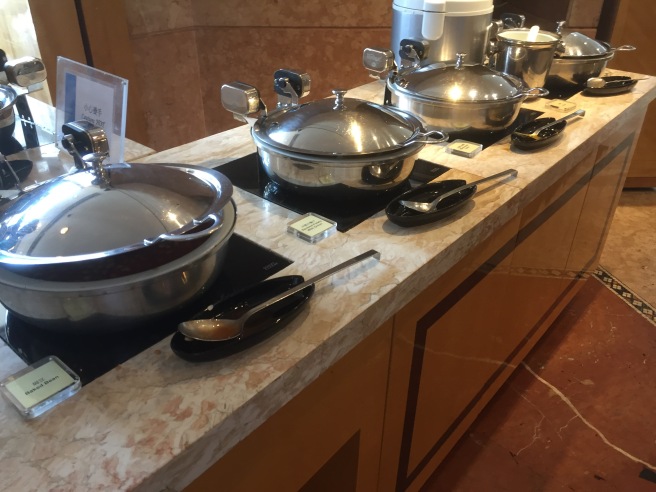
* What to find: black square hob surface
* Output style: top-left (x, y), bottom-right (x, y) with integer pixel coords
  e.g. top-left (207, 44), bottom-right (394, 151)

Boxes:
top-left (0, 235), bottom-right (292, 385)
top-left (215, 155), bottom-right (450, 232)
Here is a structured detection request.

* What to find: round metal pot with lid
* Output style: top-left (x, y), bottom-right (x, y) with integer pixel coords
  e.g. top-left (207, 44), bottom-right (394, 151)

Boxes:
top-left (0, 123), bottom-right (237, 331)
top-left (546, 29), bottom-right (636, 89)
top-left (221, 71), bottom-right (448, 198)
top-left (0, 200), bottom-right (236, 332)
top-left (0, 160), bottom-right (234, 278)
top-left (365, 50), bottom-right (548, 134)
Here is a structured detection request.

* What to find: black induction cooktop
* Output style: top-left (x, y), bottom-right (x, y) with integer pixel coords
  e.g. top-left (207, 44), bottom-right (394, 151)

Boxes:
top-left (445, 107), bottom-right (544, 148)
top-left (0, 234), bottom-right (292, 385)
top-left (215, 155), bottom-right (450, 232)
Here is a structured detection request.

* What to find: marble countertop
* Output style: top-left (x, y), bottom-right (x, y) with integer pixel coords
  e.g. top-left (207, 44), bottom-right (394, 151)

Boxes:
top-left (1, 73), bottom-right (655, 491)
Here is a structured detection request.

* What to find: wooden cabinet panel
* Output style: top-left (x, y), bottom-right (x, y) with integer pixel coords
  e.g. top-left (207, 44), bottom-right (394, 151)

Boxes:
top-left (186, 320), bottom-right (393, 492)
top-left (609, 0), bottom-right (656, 187)
top-left (568, 132), bottom-right (637, 272)
top-left (408, 260), bottom-right (516, 472)
top-left (379, 134), bottom-right (635, 490)
top-left (379, 216), bottom-right (521, 492)
top-left (507, 151), bottom-right (595, 343)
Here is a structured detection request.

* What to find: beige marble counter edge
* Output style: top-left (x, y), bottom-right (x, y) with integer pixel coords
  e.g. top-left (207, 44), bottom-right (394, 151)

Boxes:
top-left (0, 76), bottom-right (654, 492)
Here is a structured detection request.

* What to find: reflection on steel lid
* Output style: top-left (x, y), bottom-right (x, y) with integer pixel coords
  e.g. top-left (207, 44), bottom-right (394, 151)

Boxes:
top-left (0, 163), bottom-right (233, 263)
top-left (559, 32), bottom-right (611, 57)
top-left (252, 89), bottom-right (424, 157)
top-left (391, 54), bottom-right (526, 102)
top-left (0, 85), bottom-right (17, 113)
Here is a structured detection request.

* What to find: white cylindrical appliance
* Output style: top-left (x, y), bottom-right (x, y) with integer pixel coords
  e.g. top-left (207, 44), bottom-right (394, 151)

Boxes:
top-left (391, 0), bottom-right (494, 67)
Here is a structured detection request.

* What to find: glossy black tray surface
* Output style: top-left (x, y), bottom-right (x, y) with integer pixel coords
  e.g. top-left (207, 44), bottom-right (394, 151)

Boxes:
top-left (386, 179), bottom-right (476, 227)
top-left (171, 275), bottom-right (314, 362)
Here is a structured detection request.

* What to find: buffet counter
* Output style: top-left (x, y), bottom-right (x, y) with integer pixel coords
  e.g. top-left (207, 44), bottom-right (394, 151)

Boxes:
top-left (0, 74), bottom-right (654, 491)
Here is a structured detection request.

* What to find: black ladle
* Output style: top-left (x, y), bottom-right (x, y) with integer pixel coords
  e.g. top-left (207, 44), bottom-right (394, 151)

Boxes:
top-left (178, 249), bottom-right (381, 341)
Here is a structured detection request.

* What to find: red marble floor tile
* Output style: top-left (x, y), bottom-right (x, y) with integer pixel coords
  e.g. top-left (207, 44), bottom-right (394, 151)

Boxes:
top-left (422, 276), bottom-right (656, 491)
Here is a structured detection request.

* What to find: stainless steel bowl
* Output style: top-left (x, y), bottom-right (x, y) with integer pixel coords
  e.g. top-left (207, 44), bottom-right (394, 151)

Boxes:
top-left (0, 85), bottom-right (17, 139)
top-left (0, 85), bottom-right (17, 121)
top-left (546, 31), bottom-right (636, 89)
top-left (546, 53), bottom-right (615, 88)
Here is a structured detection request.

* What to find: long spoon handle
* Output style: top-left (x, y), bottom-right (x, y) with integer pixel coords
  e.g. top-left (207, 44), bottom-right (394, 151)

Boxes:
top-left (242, 249), bottom-right (381, 320)
top-left (543, 108), bottom-right (586, 131)
top-left (427, 168), bottom-right (518, 208)
top-left (528, 109), bottom-right (586, 136)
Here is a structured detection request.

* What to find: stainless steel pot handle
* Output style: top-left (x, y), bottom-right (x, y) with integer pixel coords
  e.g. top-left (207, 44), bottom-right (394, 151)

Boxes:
top-left (146, 213), bottom-right (224, 244)
top-left (523, 87), bottom-right (550, 98)
top-left (413, 129), bottom-right (449, 145)
top-left (612, 44), bottom-right (636, 52)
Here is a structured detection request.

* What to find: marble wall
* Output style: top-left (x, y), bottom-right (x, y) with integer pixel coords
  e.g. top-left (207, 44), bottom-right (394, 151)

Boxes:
top-left (124, 0), bottom-right (391, 151)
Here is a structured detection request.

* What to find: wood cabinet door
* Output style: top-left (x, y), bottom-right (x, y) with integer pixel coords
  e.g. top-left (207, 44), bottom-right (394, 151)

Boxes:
top-left (379, 216), bottom-right (522, 492)
top-left (379, 142), bottom-right (630, 491)
top-left (609, 0), bottom-right (656, 187)
top-left (567, 121), bottom-right (641, 272)
top-left (186, 321), bottom-right (393, 492)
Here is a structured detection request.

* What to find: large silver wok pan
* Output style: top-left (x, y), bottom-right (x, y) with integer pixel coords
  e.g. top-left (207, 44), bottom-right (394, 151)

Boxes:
top-left (364, 49), bottom-right (548, 134)
top-left (0, 122), bottom-right (236, 331)
top-left (221, 69), bottom-right (447, 198)
top-left (546, 29), bottom-right (636, 89)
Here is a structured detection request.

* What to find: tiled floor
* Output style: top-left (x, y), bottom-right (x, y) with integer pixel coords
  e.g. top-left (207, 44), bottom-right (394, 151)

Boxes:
top-left (422, 189), bottom-right (656, 491)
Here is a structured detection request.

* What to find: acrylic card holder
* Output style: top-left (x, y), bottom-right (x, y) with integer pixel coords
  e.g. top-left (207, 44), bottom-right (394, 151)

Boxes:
top-left (0, 356), bottom-right (81, 419)
top-left (446, 139), bottom-right (483, 158)
top-left (55, 57), bottom-right (128, 163)
top-left (288, 212), bottom-right (337, 243)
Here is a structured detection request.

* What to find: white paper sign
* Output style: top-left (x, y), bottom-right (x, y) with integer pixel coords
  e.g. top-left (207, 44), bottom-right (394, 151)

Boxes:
top-left (73, 76), bottom-right (114, 132)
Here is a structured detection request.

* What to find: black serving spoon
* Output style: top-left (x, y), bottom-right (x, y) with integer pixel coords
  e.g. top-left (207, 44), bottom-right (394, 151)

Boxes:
top-left (177, 250), bottom-right (380, 342)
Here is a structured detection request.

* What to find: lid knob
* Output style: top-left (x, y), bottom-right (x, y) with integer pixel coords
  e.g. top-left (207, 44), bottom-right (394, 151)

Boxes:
top-left (455, 53), bottom-right (467, 69)
top-left (332, 89), bottom-right (347, 110)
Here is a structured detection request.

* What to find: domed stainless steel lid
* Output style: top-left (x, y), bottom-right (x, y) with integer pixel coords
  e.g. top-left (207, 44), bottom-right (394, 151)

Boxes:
top-left (390, 53), bottom-right (527, 103)
top-left (0, 162), bottom-right (233, 266)
top-left (558, 32), bottom-right (612, 58)
top-left (252, 89), bottom-right (426, 158)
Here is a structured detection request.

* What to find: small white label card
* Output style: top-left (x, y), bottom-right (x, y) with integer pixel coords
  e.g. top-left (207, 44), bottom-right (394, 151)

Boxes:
top-left (1, 356), bottom-right (80, 419)
top-left (446, 139), bottom-right (483, 158)
top-left (546, 99), bottom-right (577, 113)
top-left (288, 213), bottom-right (337, 243)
